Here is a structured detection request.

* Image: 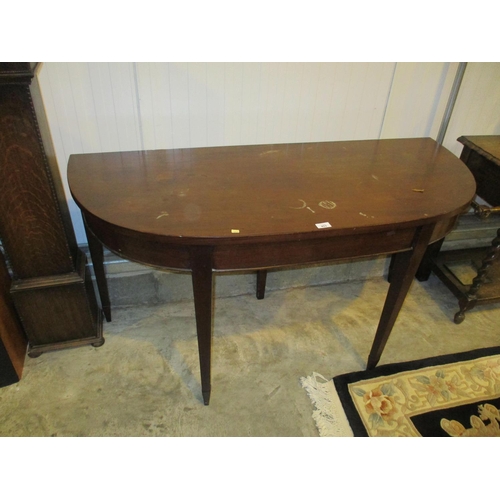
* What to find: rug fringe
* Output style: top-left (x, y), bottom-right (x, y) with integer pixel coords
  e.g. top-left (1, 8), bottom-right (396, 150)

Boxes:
top-left (300, 372), bottom-right (354, 437)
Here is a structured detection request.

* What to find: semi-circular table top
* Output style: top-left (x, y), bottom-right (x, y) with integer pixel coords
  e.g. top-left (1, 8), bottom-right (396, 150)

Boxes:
top-left (68, 138), bottom-right (476, 247)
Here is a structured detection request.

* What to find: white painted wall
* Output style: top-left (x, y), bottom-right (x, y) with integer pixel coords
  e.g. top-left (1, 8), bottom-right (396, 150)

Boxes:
top-left (441, 63), bottom-right (500, 157)
top-left (36, 62), bottom-right (500, 244)
top-left (380, 62), bottom-right (459, 139)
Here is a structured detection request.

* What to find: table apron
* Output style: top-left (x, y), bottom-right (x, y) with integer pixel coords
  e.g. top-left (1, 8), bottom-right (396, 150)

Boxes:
top-left (85, 212), bottom-right (457, 273)
top-left (212, 227), bottom-right (417, 270)
top-left (83, 213), bottom-right (191, 270)
top-left (214, 217), bottom-right (456, 271)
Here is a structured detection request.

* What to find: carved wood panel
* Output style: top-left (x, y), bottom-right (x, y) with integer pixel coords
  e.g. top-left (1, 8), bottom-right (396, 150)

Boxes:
top-left (0, 84), bottom-right (73, 278)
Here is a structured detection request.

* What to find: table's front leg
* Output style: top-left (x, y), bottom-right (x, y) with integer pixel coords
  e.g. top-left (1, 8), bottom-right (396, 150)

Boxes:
top-left (190, 246), bottom-right (214, 405)
top-left (367, 224), bottom-right (435, 369)
top-left (83, 215), bottom-right (111, 322)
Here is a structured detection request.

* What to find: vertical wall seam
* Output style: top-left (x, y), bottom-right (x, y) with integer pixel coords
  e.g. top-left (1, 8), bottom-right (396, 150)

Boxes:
top-left (108, 63), bottom-right (121, 150)
top-left (378, 62), bottom-right (398, 139)
top-left (87, 63), bottom-right (103, 151)
top-left (338, 63), bottom-right (354, 140)
top-left (148, 63), bottom-right (156, 149)
top-left (352, 64), bottom-right (369, 139)
top-left (308, 63), bottom-right (320, 142)
top-left (205, 62), bottom-right (208, 146)
top-left (44, 64), bottom-right (69, 164)
top-left (186, 63), bottom-right (191, 147)
top-left (132, 62), bottom-right (145, 151)
top-left (424, 62), bottom-right (451, 138)
top-left (167, 63), bottom-right (175, 148)
top-left (67, 64), bottom-right (84, 153)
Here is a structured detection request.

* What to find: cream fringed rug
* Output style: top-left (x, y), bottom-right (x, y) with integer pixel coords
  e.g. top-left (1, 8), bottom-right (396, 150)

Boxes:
top-left (300, 372), bottom-right (354, 436)
top-left (301, 346), bottom-right (500, 437)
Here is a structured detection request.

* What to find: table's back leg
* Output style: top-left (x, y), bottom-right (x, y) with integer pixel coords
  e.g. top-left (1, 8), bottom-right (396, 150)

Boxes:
top-left (256, 269), bottom-right (267, 299)
top-left (83, 216), bottom-right (111, 322)
top-left (367, 224), bottom-right (435, 369)
top-left (415, 237), bottom-right (445, 282)
top-left (190, 246), bottom-right (214, 405)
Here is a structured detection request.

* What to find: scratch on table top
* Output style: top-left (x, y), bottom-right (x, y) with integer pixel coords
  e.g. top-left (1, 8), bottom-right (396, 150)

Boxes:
top-left (260, 150), bottom-right (280, 156)
top-left (359, 212), bottom-right (367, 217)
top-left (372, 175), bottom-right (379, 181)
top-left (156, 212), bottom-right (169, 219)
top-left (290, 199), bottom-right (307, 209)
top-left (319, 200), bottom-right (337, 209)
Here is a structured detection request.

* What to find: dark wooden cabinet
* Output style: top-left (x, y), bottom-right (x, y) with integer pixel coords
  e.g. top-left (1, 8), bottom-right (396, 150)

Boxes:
top-left (0, 63), bottom-right (103, 358)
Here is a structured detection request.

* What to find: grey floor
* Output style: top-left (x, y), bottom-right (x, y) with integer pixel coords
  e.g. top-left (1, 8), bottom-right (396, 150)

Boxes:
top-left (1, 272), bottom-right (499, 437)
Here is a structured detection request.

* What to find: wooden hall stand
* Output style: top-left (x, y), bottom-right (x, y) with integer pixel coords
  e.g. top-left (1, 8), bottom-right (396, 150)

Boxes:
top-left (417, 136), bottom-right (500, 323)
top-left (68, 138), bottom-right (476, 405)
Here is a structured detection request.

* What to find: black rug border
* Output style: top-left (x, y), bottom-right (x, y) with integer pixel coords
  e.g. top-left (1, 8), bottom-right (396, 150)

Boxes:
top-left (333, 346), bottom-right (500, 437)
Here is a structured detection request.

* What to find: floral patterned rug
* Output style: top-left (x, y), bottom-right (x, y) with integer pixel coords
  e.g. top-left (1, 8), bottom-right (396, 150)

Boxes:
top-left (301, 346), bottom-right (500, 437)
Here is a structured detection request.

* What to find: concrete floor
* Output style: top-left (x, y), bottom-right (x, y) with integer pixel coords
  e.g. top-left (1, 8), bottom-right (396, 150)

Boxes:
top-left (1, 272), bottom-right (499, 437)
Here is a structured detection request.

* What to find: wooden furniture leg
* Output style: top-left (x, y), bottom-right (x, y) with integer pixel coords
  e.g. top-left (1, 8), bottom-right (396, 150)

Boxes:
top-left (190, 246), bottom-right (214, 405)
top-left (415, 238), bottom-right (445, 282)
top-left (84, 217), bottom-right (111, 322)
top-left (389, 236), bottom-right (444, 283)
top-left (387, 254), bottom-right (396, 283)
top-left (367, 224), bottom-right (435, 369)
top-left (256, 270), bottom-right (267, 299)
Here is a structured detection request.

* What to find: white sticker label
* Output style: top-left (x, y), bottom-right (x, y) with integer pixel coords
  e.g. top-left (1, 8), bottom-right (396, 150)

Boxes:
top-left (315, 222), bottom-right (332, 229)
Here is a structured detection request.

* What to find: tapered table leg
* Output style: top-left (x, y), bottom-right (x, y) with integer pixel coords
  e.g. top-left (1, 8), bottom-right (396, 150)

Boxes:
top-left (83, 217), bottom-right (111, 322)
top-left (256, 269), bottom-right (267, 299)
top-left (415, 237), bottom-right (445, 282)
top-left (367, 224), bottom-right (435, 369)
top-left (190, 246), bottom-right (214, 405)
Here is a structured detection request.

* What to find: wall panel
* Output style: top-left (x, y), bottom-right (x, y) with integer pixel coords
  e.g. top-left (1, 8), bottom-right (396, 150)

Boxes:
top-left (442, 62), bottom-right (500, 156)
top-left (205, 62), bottom-right (226, 146)
top-left (86, 63), bottom-right (124, 151)
top-left (380, 62), bottom-right (457, 140)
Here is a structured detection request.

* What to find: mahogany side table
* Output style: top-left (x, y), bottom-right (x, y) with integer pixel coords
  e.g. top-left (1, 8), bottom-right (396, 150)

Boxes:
top-left (68, 138), bottom-right (475, 404)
